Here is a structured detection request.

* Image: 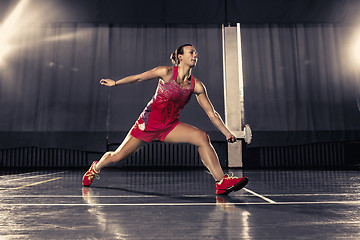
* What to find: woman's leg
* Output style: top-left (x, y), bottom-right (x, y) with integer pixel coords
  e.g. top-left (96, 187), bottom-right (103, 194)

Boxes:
top-left (164, 123), bottom-right (225, 181)
top-left (95, 132), bottom-right (146, 172)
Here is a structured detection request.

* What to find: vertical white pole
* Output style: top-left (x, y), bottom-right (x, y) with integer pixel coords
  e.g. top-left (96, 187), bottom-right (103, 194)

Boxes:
top-left (237, 23), bottom-right (245, 128)
top-left (222, 24), bottom-right (244, 168)
top-left (222, 24), bottom-right (228, 124)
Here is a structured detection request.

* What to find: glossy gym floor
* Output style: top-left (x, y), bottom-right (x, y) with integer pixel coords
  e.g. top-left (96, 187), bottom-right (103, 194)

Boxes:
top-left (0, 168), bottom-right (359, 239)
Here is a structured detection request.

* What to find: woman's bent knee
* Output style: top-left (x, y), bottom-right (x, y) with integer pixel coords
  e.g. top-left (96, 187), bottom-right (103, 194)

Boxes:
top-left (196, 130), bottom-right (211, 146)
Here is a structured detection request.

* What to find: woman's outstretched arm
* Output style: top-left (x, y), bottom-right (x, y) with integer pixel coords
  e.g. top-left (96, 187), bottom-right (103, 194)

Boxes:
top-left (100, 66), bottom-right (171, 87)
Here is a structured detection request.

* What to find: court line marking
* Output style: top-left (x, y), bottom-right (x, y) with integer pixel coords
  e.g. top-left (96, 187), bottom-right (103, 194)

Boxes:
top-left (0, 177), bottom-right (63, 192)
top-left (0, 171), bottom-right (68, 182)
top-left (243, 188), bottom-right (277, 203)
top-left (0, 201), bottom-right (360, 206)
top-left (258, 193), bottom-right (360, 197)
top-left (0, 195), bottom-right (160, 198)
top-left (2, 193), bottom-right (358, 198)
top-left (0, 171), bottom-right (37, 177)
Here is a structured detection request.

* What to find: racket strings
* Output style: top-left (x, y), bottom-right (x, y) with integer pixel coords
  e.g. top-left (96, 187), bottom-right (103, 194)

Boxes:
top-left (243, 124), bottom-right (252, 144)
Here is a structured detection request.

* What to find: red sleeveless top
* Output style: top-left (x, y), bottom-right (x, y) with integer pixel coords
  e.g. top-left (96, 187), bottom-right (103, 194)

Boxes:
top-left (139, 66), bottom-right (195, 128)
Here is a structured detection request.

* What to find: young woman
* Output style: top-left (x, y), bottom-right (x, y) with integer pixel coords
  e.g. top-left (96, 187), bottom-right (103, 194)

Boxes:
top-left (82, 44), bottom-right (248, 195)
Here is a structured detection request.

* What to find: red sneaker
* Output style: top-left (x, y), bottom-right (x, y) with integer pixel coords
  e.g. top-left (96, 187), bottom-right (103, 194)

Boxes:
top-left (216, 174), bottom-right (249, 195)
top-left (82, 161), bottom-right (100, 187)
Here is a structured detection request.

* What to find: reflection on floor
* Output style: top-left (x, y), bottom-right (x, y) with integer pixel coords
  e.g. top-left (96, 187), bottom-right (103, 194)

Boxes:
top-left (0, 169), bottom-right (359, 239)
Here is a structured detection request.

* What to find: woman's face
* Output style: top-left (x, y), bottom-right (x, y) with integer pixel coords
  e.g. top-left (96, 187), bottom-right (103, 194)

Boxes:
top-left (179, 46), bottom-right (198, 67)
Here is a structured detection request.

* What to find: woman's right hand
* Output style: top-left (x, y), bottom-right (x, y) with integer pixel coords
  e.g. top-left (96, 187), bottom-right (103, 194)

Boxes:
top-left (100, 79), bottom-right (116, 87)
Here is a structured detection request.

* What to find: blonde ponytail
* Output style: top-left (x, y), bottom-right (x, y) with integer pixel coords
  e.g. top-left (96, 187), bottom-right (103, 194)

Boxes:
top-left (170, 52), bottom-right (178, 65)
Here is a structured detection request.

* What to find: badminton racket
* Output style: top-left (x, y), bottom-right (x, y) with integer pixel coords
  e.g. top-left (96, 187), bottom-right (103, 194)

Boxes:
top-left (228, 124), bottom-right (252, 144)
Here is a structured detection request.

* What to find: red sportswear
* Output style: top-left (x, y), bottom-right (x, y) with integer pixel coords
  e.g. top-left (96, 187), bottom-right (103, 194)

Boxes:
top-left (130, 66), bottom-right (195, 142)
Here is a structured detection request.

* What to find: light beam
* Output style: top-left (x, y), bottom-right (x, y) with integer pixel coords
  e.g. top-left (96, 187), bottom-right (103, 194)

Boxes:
top-left (0, 0), bottom-right (30, 65)
top-left (353, 35), bottom-right (360, 66)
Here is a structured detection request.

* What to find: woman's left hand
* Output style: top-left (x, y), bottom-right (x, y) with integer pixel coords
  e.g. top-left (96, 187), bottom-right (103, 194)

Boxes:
top-left (100, 79), bottom-right (116, 87)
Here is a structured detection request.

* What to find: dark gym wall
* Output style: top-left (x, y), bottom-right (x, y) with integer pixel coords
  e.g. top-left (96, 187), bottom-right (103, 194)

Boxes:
top-left (0, 0), bottom-right (359, 153)
top-left (1, 0), bottom-right (359, 24)
top-left (0, 23), bottom-right (224, 151)
top-left (241, 23), bottom-right (360, 147)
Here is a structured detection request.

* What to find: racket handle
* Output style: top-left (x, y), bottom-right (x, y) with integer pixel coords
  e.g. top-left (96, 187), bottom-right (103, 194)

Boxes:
top-left (227, 138), bottom-right (242, 142)
top-left (228, 138), bottom-right (252, 144)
